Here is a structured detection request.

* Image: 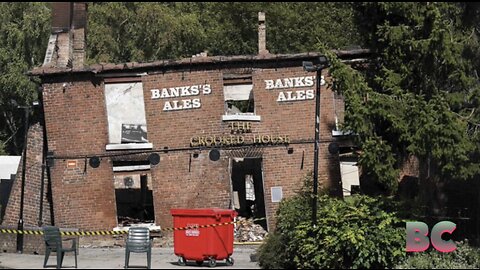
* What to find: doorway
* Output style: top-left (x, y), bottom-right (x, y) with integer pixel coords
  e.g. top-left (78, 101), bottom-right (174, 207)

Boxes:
top-left (231, 158), bottom-right (267, 231)
top-left (114, 171), bottom-right (155, 226)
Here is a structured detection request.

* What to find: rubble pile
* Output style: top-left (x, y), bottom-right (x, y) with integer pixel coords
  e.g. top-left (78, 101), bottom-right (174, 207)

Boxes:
top-left (118, 216), bottom-right (154, 226)
top-left (234, 217), bottom-right (268, 242)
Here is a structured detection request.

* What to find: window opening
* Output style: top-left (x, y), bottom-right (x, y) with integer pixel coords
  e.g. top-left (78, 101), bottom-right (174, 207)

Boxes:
top-left (224, 84), bottom-right (255, 115)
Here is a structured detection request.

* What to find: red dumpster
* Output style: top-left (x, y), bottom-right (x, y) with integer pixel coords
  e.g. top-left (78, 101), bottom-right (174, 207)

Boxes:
top-left (171, 208), bottom-right (237, 267)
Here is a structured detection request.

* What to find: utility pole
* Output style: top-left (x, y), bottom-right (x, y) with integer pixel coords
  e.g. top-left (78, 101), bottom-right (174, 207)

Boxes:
top-left (16, 105), bottom-right (30, 253)
top-left (303, 56), bottom-right (329, 227)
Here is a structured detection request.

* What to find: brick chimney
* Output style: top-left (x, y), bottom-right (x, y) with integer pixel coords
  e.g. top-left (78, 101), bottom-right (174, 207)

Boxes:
top-left (258, 12), bottom-right (269, 55)
top-left (44, 2), bottom-right (87, 68)
top-left (71, 2), bottom-right (87, 69)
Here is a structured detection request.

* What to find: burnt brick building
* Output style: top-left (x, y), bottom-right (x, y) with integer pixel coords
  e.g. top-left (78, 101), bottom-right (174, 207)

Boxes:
top-left (2, 3), bottom-right (373, 252)
top-left (29, 52), bottom-right (366, 231)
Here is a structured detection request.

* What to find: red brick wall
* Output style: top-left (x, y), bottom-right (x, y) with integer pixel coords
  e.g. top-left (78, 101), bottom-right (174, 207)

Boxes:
top-left (41, 75), bottom-right (116, 230)
top-left (152, 152), bottom-right (232, 227)
top-left (0, 226), bottom-right (45, 254)
top-left (3, 123), bottom-right (52, 227)
top-left (36, 61), bottom-right (343, 232)
top-left (142, 66), bottom-right (342, 230)
top-left (1, 123), bottom-right (54, 254)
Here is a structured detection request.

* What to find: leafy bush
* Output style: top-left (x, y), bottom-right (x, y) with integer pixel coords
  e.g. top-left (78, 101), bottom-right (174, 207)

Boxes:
top-left (257, 233), bottom-right (291, 269)
top-left (258, 178), bottom-right (406, 269)
top-left (258, 190), bottom-right (310, 269)
top-left (396, 240), bottom-right (480, 269)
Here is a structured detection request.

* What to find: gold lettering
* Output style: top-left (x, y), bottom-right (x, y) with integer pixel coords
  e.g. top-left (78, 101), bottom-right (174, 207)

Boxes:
top-left (205, 136), bottom-right (214, 147)
top-left (229, 135), bottom-right (236, 145)
top-left (213, 135), bottom-right (222, 146)
top-left (190, 137), bottom-right (199, 147)
top-left (191, 134), bottom-right (290, 147)
top-left (223, 136), bottom-right (231, 146)
top-left (261, 135), bottom-right (270, 144)
top-left (229, 122), bottom-right (253, 134)
top-left (239, 122), bottom-right (247, 131)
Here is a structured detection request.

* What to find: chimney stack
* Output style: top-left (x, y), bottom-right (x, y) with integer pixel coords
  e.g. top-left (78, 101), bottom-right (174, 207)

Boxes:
top-left (258, 12), bottom-right (269, 55)
top-left (71, 2), bottom-right (87, 68)
top-left (44, 2), bottom-right (87, 68)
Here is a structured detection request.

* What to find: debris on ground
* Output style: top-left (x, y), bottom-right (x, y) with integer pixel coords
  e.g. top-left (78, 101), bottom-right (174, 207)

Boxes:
top-left (118, 216), bottom-right (154, 226)
top-left (234, 217), bottom-right (268, 242)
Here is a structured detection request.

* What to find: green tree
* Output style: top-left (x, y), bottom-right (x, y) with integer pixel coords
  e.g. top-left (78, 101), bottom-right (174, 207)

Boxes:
top-left (0, 2), bottom-right (50, 155)
top-left (86, 2), bottom-right (364, 62)
top-left (264, 2), bottom-right (363, 54)
top-left (324, 2), bottom-right (480, 212)
top-left (87, 2), bottom-right (208, 63)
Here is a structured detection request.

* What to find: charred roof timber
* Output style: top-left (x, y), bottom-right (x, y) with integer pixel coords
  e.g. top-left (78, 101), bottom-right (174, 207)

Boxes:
top-left (29, 50), bottom-right (370, 78)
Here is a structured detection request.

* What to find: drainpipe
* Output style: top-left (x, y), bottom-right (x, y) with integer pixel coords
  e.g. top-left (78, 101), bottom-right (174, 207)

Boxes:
top-left (38, 87), bottom-right (47, 227)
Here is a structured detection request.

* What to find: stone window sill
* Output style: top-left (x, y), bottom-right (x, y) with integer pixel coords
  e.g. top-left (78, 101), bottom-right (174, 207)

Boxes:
top-left (106, 143), bottom-right (153, 151)
top-left (222, 114), bottom-right (261, 122)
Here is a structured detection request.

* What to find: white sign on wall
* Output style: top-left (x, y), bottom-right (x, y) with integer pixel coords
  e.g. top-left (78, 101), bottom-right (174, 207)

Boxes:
top-left (271, 186), bottom-right (283, 202)
top-left (151, 84), bottom-right (211, 111)
top-left (265, 76), bottom-right (325, 102)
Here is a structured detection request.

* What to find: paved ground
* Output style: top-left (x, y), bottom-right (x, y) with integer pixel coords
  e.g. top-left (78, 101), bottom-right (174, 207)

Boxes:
top-left (0, 246), bottom-right (260, 269)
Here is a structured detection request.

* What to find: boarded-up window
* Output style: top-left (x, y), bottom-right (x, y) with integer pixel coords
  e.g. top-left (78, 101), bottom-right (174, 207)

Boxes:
top-left (105, 82), bottom-right (148, 144)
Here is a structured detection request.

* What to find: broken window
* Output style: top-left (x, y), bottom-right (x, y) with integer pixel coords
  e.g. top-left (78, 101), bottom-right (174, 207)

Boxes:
top-left (113, 162), bottom-right (155, 226)
top-left (104, 81), bottom-right (148, 145)
top-left (333, 92), bottom-right (344, 131)
top-left (222, 73), bottom-right (260, 121)
top-left (224, 84), bottom-right (255, 115)
top-left (245, 175), bottom-right (255, 201)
